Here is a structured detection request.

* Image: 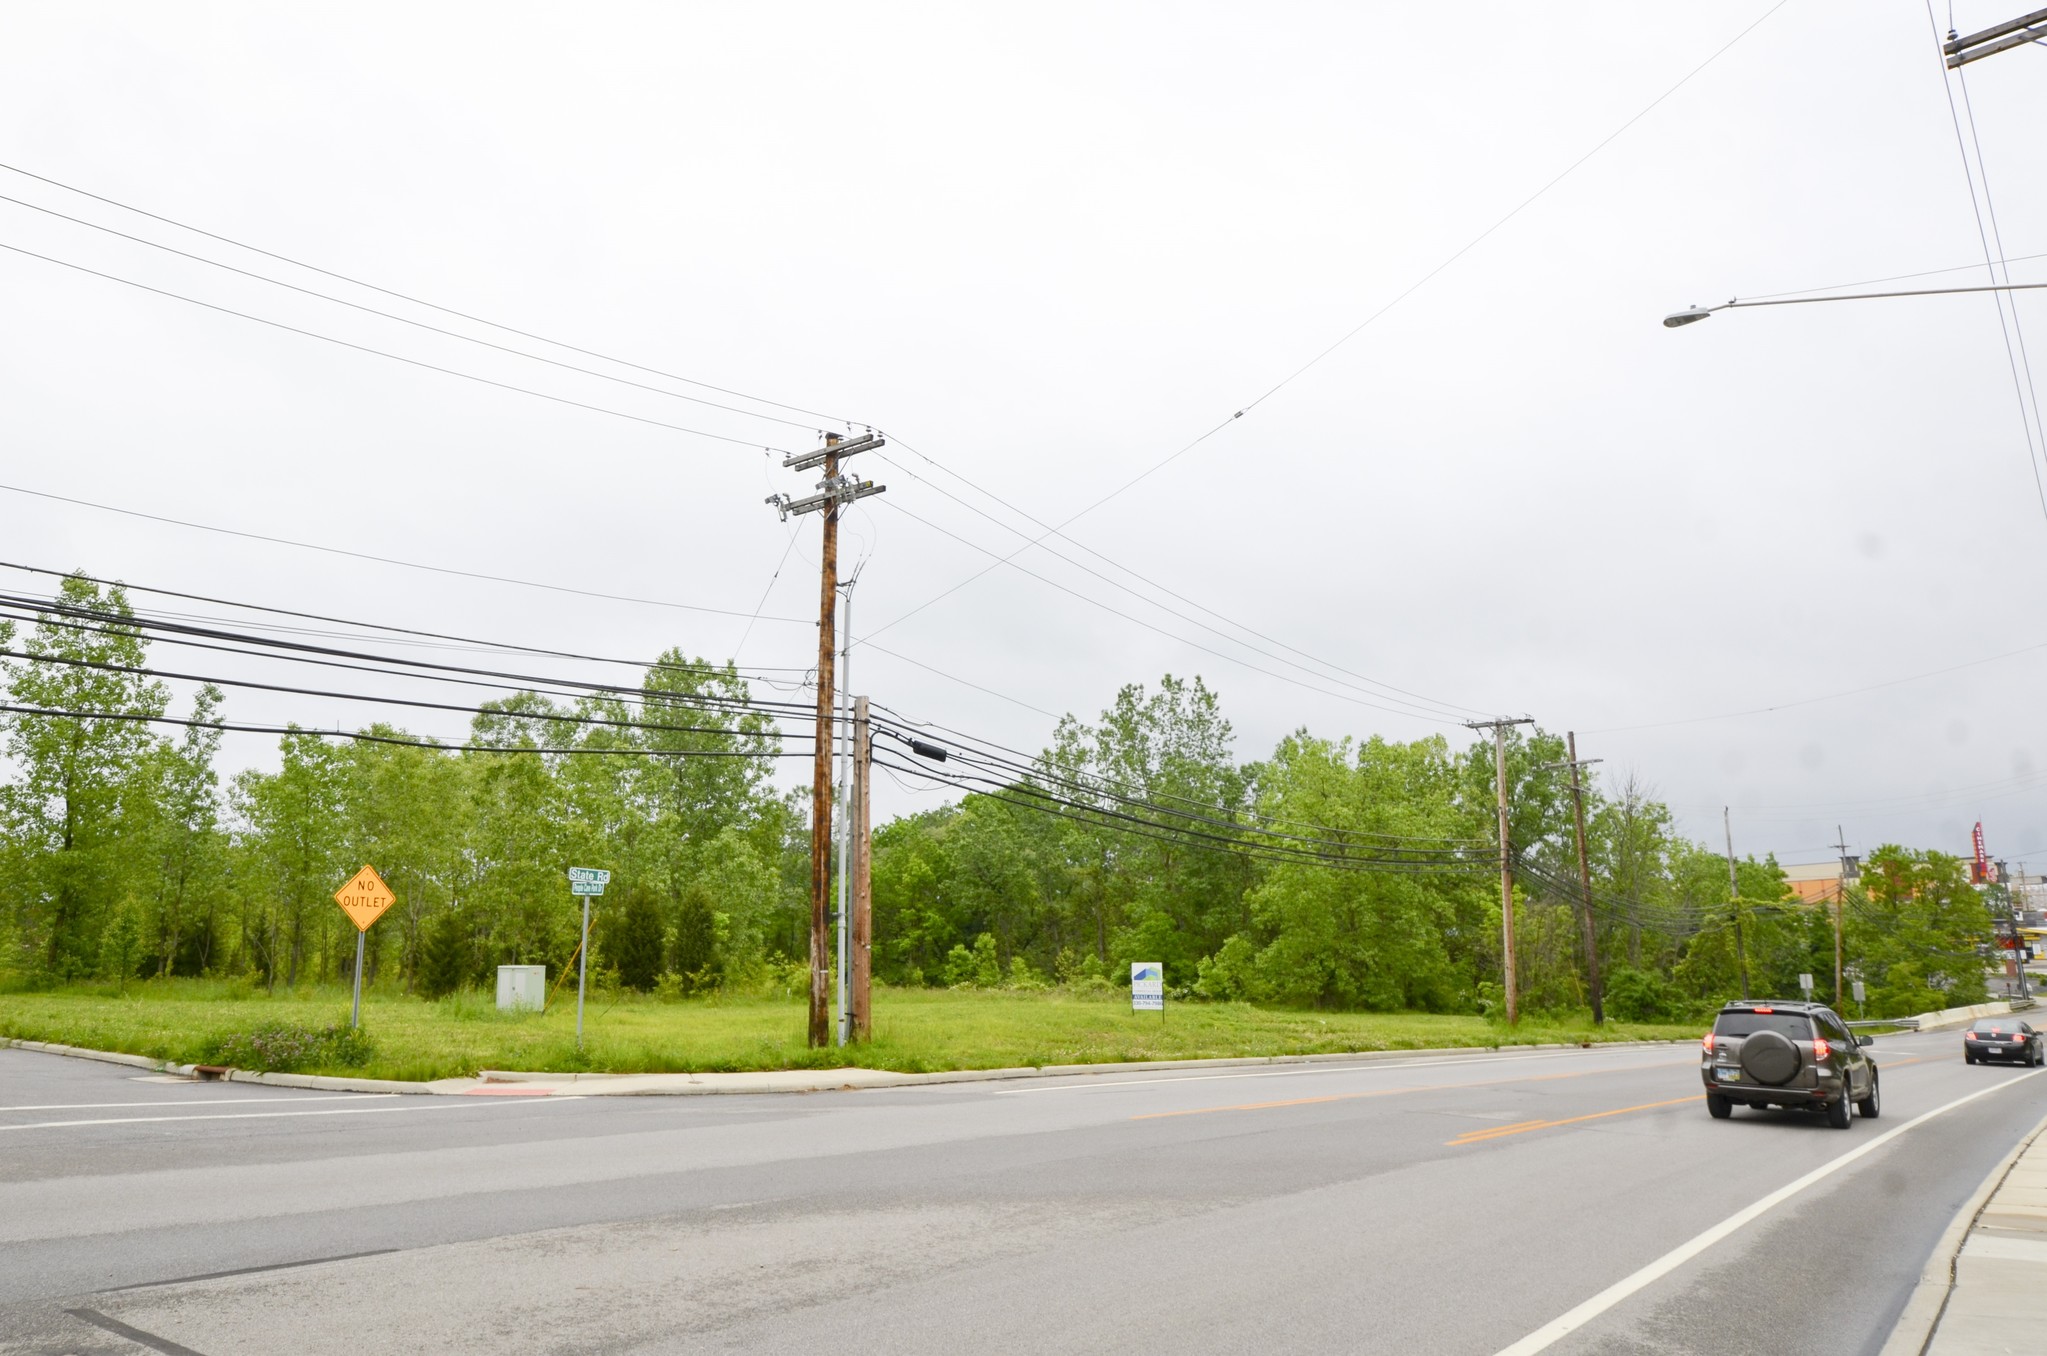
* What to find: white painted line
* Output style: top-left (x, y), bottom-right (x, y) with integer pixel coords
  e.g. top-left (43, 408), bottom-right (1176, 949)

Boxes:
top-left (1490, 1067), bottom-right (2047, 1356)
top-left (995, 1049), bottom-right (1691, 1094)
top-left (0, 1094), bottom-right (397, 1112)
top-left (0, 1097), bottom-right (581, 1132)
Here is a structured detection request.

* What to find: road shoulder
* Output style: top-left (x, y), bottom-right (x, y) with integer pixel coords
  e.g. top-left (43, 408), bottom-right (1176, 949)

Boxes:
top-left (1883, 1101), bottom-right (2047, 1355)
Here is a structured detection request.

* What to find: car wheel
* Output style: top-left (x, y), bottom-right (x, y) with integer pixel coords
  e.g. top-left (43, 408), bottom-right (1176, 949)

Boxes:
top-left (1966, 1051), bottom-right (1978, 1064)
top-left (1706, 1092), bottom-right (1732, 1120)
top-left (1857, 1068), bottom-right (1880, 1120)
top-left (1826, 1090), bottom-right (1852, 1129)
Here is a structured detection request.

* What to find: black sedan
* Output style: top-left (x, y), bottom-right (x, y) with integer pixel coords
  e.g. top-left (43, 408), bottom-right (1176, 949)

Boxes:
top-left (1963, 1017), bottom-right (2044, 1065)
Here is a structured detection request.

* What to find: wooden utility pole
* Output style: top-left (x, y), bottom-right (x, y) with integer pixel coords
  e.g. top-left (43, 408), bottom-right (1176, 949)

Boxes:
top-left (1722, 806), bottom-right (1749, 1000)
top-left (1565, 733), bottom-right (1605, 1025)
top-left (765, 431), bottom-right (886, 1048)
top-left (852, 695), bottom-right (873, 1040)
top-left (808, 439), bottom-right (839, 1047)
top-left (1467, 717), bottom-right (1532, 1024)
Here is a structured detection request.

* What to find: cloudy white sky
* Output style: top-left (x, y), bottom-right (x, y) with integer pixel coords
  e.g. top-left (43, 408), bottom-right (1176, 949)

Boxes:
top-left (4, 2), bottom-right (2045, 872)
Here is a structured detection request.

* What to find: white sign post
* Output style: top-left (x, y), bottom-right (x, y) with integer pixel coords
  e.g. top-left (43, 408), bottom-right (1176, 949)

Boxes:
top-left (1798, 972), bottom-right (1814, 999)
top-left (1131, 962), bottom-right (1164, 1016)
top-left (1852, 979), bottom-right (1866, 1006)
top-left (567, 868), bottom-right (611, 1045)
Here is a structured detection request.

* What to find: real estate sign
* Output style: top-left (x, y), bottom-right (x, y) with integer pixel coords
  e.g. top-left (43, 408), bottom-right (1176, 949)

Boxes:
top-left (1131, 962), bottom-right (1164, 1013)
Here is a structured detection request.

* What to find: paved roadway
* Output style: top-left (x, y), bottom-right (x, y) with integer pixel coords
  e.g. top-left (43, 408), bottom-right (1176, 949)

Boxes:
top-left (2, 1030), bottom-right (2044, 1355)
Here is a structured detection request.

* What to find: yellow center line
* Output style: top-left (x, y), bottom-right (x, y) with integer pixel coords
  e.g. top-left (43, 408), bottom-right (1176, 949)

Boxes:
top-left (1127, 1058), bottom-right (1689, 1121)
top-left (1445, 1055), bottom-right (1930, 1148)
top-left (1448, 1096), bottom-right (1701, 1146)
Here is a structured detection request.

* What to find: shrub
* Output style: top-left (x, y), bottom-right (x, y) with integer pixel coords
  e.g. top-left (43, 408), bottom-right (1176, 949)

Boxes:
top-left (606, 886), bottom-right (667, 992)
top-left (1603, 966), bottom-right (1678, 1023)
top-left (205, 1022), bottom-right (375, 1072)
top-left (670, 887), bottom-right (723, 993)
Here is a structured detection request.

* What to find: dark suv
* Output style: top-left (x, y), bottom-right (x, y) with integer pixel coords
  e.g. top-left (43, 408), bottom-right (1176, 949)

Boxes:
top-left (1701, 1000), bottom-right (1879, 1128)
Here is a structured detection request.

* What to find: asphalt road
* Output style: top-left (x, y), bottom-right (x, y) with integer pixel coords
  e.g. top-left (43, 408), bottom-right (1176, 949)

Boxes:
top-left (2, 1029), bottom-right (2044, 1355)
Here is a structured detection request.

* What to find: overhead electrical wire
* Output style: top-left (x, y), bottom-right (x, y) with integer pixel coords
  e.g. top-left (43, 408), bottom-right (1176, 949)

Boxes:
top-left (866, 434), bottom-right (1489, 720)
top-left (0, 560), bottom-right (814, 680)
top-left (0, 482), bottom-right (815, 626)
top-left (0, 703), bottom-right (808, 760)
top-left (0, 168), bottom-right (1494, 732)
top-left (860, 0), bottom-right (1794, 643)
top-left (1921, 0), bottom-right (2047, 525)
top-left (0, 646), bottom-right (806, 748)
top-left (0, 239), bottom-right (799, 453)
top-left (0, 191), bottom-right (826, 435)
top-left (868, 712), bottom-right (1487, 851)
top-left (872, 497), bottom-right (1472, 727)
top-left (0, 160), bottom-right (854, 429)
top-left (0, 590), bottom-right (821, 725)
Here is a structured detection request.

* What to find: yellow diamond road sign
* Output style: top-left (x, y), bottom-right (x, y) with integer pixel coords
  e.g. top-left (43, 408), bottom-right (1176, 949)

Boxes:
top-left (334, 864), bottom-right (395, 933)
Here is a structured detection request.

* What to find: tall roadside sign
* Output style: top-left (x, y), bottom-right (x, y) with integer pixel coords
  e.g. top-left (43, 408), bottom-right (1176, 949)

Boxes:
top-left (333, 865), bottom-right (395, 1030)
top-left (567, 868), bottom-right (610, 1045)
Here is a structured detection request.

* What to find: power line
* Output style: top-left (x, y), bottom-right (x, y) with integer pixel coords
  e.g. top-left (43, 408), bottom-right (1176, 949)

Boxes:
top-left (0, 703), bottom-right (810, 760)
top-left (861, 0), bottom-right (1793, 641)
top-left (0, 560), bottom-right (813, 679)
top-left (868, 435), bottom-right (1488, 720)
top-left (0, 160), bottom-right (854, 429)
top-left (0, 646), bottom-right (807, 748)
top-left (1921, 0), bottom-right (2047, 524)
top-left (872, 497), bottom-right (1471, 727)
top-left (0, 591), bottom-right (820, 724)
top-left (1739, 249), bottom-right (2047, 302)
top-left (0, 190), bottom-right (826, 435)
top-left (0, 481), bottom-right (814, 625)
top-left (0, 238), bottom-right (796, 453)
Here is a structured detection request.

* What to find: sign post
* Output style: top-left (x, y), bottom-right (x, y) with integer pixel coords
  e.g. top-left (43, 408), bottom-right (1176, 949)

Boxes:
top-left (567, 867), bottom-right (610, 1046)
top-left (1131, 962), bottom-right (1164, 1018)
top-left (1798, 972), bottom-right (1814, 1000)
top-left (333, 865), bottom-right (396, 1030)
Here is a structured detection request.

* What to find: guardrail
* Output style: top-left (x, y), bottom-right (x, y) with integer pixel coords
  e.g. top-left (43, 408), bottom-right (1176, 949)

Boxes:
top-left (1847, 1018), bottom-right (1919, 1030)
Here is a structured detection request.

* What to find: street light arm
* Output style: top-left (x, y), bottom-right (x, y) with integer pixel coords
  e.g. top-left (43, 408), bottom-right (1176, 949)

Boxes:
top-left (1664, 279), bottom-right (2047, 328)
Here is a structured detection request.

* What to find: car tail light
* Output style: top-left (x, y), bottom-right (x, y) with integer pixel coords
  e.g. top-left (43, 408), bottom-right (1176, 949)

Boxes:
top-left (1751, 1006), bottom-right (1774, 1014)
top-left (1702, 1033), bottom-right (1715, 1053)
top-left (1812, 1037), bottom-right (1831, 1061)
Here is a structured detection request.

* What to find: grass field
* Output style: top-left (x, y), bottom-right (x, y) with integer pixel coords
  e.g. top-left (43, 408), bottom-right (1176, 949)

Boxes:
top-left (0, 979), bottom-right (1702, 1082)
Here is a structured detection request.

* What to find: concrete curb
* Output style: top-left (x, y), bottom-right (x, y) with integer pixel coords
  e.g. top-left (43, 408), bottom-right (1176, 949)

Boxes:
top-left (1879, 1105), bottom-right (2047, 1356)
top-left (0, 1039), bottom-right (448, 1094)
top-left (8, 1034), bottom-right (1693, 1097)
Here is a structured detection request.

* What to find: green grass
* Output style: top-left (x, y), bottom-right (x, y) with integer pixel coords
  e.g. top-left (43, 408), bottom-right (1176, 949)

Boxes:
top-left (0, 978), bottom-right (1703, 1082)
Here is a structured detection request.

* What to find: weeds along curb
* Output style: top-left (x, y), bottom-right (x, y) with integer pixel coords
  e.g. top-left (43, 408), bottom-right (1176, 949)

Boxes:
top-left (2, 1038), bottom-right (438, 1094)
top-left (10, 1034), bottom-right (1692, 1096)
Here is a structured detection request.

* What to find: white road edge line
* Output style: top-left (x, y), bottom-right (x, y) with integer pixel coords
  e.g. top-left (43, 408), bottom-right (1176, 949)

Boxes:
top-left (0, 1097), bottom-right (584, 1132)
top-left (995, 1049), bottom-right (1692, 1094)
top-left (1490, 1067), bottom-right (2047, 1356)
top-left (0, 1094), bottom-right (398, 1111)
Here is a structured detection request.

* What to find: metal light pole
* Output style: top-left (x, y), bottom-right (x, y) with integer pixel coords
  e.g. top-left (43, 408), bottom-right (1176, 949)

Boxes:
top-left (834, 565), bottom-right (863, 1047)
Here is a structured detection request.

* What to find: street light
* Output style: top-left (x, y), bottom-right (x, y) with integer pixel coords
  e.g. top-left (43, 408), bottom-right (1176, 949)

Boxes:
top-left (1662, 280), bottom-right (2047, 329)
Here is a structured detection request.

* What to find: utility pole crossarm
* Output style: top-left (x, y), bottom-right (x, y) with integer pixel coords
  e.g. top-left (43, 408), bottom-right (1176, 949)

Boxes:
top-left (1944, 7), bottom-right (2047, 66)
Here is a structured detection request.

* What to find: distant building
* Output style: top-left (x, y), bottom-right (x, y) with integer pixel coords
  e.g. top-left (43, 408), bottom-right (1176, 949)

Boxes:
top-left (1783, 860), bottom-right (1850, 905)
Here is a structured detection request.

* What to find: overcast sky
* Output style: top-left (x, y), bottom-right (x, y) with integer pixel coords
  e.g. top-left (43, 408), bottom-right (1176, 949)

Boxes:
top-left (4, 2), bottom-right (2046, 872)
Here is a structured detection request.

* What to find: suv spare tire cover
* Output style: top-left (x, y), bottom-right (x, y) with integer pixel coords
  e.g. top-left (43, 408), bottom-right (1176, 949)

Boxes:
top-left (1740, 1029), bottom-right (1802, 1086)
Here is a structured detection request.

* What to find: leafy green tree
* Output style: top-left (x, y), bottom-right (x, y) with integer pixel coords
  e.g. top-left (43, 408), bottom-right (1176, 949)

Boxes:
top-left (1, 576), bottom-right (169, 978)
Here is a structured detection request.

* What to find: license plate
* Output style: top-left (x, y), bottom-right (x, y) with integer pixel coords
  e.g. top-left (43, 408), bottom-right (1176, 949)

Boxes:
top-left (1717, 1069), bottom-right (1741, 1081)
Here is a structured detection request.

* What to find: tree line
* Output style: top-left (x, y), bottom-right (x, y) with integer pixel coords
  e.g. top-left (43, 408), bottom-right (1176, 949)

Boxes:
top-left (0, 575), bottom-right (1997, 1021)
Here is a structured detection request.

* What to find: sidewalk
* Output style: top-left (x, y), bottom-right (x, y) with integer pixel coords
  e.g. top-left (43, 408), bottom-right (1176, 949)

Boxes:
top-left (1924, 1112), bottom-right (2047, 1355)
top-left (1883, 1106), bottom-right (2047, 1356)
